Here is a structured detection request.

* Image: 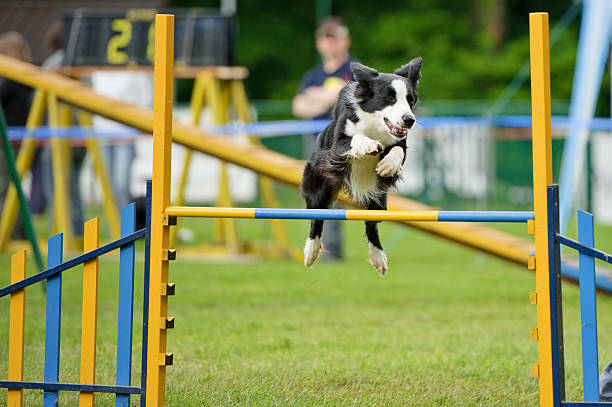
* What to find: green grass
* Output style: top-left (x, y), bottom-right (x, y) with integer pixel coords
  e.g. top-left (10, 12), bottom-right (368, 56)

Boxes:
top-left (2, 205), bottom-right (612, 406)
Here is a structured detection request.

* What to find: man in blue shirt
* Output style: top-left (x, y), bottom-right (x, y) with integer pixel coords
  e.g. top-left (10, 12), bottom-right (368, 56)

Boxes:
top-left (293, 17), bottom-right (354, 120)
top-left (293, 17), bottom-right (355, 261)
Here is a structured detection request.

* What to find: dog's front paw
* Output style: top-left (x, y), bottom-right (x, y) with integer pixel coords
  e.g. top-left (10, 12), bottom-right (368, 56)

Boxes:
top-left (364, 140), bottom-right (384, 156)
top-left (376, 147), bottom-right (404, 177)
top-left (353, 138), bottom-right (383, 158)
top-left (368, 243), bottom-right (388, 275)
top-left (304, 237), bottom-right (325, 267)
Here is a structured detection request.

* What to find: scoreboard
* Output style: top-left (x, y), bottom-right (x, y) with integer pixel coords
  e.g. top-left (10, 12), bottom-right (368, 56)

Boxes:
top-left (62, 9), bottom-right (236, 67)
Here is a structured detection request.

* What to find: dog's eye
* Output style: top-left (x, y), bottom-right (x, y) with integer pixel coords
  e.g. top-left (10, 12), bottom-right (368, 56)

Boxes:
top-left (406, 95), bottom-right (415, 104)
top-left (386, 95), bottom-right (396, 104)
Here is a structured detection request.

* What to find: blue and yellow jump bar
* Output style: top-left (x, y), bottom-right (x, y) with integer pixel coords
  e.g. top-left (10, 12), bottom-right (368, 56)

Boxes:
top-left (165, 207), bottom-right (534, 222)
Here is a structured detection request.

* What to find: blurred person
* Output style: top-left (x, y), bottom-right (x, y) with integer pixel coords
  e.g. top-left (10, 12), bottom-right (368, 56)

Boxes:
top-left (40, 21), bottom-right (86, 237)
top-left (292, 17), bottom-right (355, 123)
top-left (0, 32), bottom-right (32, 240)
top-left (292, 17), bottom-right (356, 261)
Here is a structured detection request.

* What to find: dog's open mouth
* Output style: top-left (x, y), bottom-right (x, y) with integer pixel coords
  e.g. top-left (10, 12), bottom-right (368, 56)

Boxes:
top-left (384, 118), bottom-right (407, 138)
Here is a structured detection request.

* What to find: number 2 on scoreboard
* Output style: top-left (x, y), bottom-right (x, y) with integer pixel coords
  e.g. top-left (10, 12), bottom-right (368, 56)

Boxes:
top-left (107, 19), bottom-right (132, 64)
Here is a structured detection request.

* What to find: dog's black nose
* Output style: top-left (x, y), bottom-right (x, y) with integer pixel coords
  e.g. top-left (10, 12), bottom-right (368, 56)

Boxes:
top-left (402, 114), bottom-right (415, 128)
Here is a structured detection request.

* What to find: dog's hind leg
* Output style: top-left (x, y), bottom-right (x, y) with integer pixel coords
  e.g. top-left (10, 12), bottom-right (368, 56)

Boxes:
top-left (301, 160), bottom-right (335, 267)
top-left (304, 219), bottom-right (325, 267)
top-left (365, 197), bottom-right (388, 275)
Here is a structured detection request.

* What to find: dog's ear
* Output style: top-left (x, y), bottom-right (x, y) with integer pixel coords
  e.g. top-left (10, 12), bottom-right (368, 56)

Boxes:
top-left (394, 57), bottom-right (422, 84)
top-left (351, 62), bottom-right (378, 100)
top-left (351, 62), bottom-right (379, 82)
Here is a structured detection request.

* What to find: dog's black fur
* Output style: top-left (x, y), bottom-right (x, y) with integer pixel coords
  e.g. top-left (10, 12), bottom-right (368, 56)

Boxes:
top-left (300, 58), bottom-right (422, 274)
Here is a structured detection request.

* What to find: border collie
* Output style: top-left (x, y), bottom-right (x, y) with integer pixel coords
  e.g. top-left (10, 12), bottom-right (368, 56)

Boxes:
top-left (300, 57), bottom-right (422, 275)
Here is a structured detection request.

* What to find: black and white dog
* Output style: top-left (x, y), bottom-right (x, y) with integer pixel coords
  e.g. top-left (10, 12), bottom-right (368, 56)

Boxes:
top-left (300, 57), bottom-right (422, 275)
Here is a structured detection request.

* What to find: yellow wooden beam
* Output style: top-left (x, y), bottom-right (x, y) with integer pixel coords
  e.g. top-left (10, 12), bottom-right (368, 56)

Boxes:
top-left (8, 250), bottom-right (26, 407)
top-left (529, 12), bottom-right (554, 407)
top-left (146, 14), bottom-right (174, 407)
top-left (79, 217), bottom-right (100, 407)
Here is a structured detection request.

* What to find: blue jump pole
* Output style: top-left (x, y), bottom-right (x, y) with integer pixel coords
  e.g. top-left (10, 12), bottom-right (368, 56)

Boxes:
top-left (577, 209), bottom-right (600, 402)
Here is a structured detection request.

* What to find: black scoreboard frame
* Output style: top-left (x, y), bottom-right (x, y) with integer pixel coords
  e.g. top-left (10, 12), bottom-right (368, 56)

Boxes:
top-left (62, 9), bottom-right (237, 67)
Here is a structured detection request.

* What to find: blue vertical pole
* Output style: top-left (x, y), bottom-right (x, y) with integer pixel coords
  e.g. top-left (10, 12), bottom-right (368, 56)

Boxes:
top-left (577, 209), bottom-right (599, 401)
top-left (140, 180), bottom-right (152, 407)
top-left (44, 233), bottom-right (63, 407)
top-left (116, 203), bottom-right (136, 407)
top-left (547, 185), bottom-right (565, 406)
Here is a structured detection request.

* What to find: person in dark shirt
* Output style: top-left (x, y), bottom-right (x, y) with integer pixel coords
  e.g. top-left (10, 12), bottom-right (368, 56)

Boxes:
top-left (0, 80), bottom-right (31, 126)
top-left (293, 17), bottom-right (355, 121)
top-left (292, 17), bottom-right (356, 261)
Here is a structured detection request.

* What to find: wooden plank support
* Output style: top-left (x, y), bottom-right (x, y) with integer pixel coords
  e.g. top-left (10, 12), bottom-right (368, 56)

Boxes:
top-left (8, 250), bottom-right (26, 407)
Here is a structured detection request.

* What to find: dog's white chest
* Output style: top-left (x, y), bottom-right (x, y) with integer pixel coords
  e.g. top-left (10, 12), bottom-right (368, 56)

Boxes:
top-left (348, 156), bottom-right (380, 203)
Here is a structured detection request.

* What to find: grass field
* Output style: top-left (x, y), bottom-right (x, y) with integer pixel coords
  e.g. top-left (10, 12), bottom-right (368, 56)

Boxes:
top-left (1, 198), bottom-right (612, 406)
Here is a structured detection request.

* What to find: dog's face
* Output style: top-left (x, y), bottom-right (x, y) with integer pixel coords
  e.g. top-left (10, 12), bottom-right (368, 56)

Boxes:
top-left (351, 58), bottom-right (422, 140)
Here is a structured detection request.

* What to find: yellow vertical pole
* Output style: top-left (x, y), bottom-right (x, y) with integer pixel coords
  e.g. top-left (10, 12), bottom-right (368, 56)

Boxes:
top-left (0, 89), bottom-right (46, 251)
top-left (147, 13), bottom-right (174, 407)
top-left (7, 249), bottom-right (26, 407)
top-left (176, 73), bottom-right (207, 204)
top-left (79, 217), bottom-right (99, 407)
top-left (529, 12), bottom-right (554, 407)
top-left (47, 93), bottom-right (75, 248)
top-left (230, 80), bottom-right (292, 253)
top-left (169, 73), bottom-right (207, 246)
top-left (212, 80), bottom-right (238, 251)
top-left (77, 110), bottom-right (121, 239)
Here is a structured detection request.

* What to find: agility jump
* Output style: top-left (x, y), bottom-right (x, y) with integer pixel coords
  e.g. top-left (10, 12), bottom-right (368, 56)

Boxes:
top-left (0, 11), bottom-right (610, 407)
top-left (144, 13), bottom-right (610, 407)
